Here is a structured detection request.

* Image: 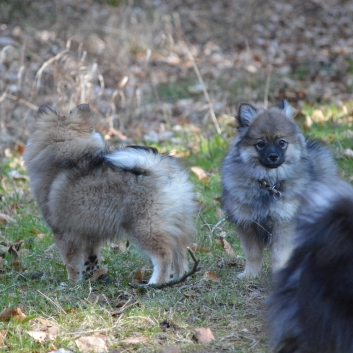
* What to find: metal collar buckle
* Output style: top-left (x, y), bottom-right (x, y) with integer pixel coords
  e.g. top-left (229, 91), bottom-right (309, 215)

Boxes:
top-left (259, 180), bottom-right (282, 201)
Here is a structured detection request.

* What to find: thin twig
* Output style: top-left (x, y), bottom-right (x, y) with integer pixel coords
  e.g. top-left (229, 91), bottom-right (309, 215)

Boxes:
top-left (263, 65), bottom-right (272, 109)
top-left (34, 49), bottom-right (70, 90)
top-left (129, 247), bottom-right (201, 290)
top-left (6, 94), bottom-right (38, 111)
top-left (36, 290), bottom-right (67, 315)
top-left (186, 47), bottom-right (221, 135)
top-left (211, 217), bottom-right (226, 234)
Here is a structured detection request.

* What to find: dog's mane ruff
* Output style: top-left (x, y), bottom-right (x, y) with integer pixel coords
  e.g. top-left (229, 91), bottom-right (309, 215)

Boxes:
top-left (105, 146), bottom-right (164, 174)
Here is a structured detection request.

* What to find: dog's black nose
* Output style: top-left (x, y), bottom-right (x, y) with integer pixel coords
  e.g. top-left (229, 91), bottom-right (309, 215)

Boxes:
top-left (268, 153), bottom-right (279, 162)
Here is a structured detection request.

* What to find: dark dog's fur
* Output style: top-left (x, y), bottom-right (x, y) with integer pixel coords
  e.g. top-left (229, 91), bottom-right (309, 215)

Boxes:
top-left (268, 179), bottom-right (353, 353)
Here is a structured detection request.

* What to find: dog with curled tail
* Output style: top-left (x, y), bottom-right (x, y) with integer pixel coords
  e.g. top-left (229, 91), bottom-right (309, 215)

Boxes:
top-left (24, 104), bottom-right (197, 284)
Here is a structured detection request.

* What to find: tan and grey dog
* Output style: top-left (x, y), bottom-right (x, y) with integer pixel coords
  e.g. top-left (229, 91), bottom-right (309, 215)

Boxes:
top-left (24, 104), bottom-right (196, 284)
top-left (222, 99), bottom-right (337, 278)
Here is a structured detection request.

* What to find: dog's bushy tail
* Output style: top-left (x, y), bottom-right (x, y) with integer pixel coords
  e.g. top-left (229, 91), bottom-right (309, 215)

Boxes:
top-left (268, 179), bottom-right (353, 353)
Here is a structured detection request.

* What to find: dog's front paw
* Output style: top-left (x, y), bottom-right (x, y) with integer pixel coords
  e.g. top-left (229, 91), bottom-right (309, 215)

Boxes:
top-left (237, 270), bottom-right (257, 279)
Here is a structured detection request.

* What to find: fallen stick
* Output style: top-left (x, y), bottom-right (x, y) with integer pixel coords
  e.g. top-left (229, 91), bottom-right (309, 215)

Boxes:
top-left (129, 247), bottom-right (201, 290)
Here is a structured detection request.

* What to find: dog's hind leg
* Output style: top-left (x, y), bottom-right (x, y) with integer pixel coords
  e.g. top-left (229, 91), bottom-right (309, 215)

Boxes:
top-left (172, 247), bottom-right (189, 280)
top-left (237, 226), bottom-right (265, 278)
top-left (134, 232), bottom-right (174, 284)
top-left (53, 232), bottom-right (84, 280)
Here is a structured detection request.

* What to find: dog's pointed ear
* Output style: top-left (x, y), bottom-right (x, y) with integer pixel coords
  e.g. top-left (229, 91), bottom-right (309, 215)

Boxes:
top-left (238, 103), bottom-right (258, 127)
top-left (38, 104), bottom-right (56, 117)
top-left (275, 99), bottom-right (295, 119)
top-left (70, 103), bottom-right (97, 129)
top-left (70, 103), bottom-right (91, 115)
top-left (76, 103), bottom-right (91, 114)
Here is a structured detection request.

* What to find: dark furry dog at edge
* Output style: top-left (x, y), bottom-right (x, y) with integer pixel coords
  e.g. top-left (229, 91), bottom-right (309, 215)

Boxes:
top-left (23, 104), bottom-right (196, 284)
top-left (267, 179), bottom-right (353, 353)
top-left (222, 99), bottom-right (337, 278)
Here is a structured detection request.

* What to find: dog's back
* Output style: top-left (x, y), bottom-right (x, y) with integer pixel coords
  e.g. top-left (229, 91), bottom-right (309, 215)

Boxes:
top-left (306, 139), bottom-right (337, 182)
top-left (268, 179), bottom-right (353, 353)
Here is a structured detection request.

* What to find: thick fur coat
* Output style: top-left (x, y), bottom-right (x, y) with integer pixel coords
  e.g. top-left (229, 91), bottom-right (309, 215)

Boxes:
top-left (268, 179), bottom-right (353, 353)
top-left (222, 100), bottom-right (337, 278)
top-left (23, 104), bottom-right (196, 284)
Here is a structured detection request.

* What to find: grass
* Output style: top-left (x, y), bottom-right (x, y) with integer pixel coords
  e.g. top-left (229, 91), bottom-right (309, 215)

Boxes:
top-left (1, 106), bottom-right (352, 352)
top-left (1, 0), bottom-right (353, 350)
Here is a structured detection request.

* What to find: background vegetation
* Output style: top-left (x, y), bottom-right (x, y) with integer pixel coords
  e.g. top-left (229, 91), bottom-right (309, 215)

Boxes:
top-left (1, 0), bottom-right (353, 352)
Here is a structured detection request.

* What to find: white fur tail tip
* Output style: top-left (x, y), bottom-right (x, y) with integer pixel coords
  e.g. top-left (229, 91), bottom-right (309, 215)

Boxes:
top-left (105, 148), bottom-right (160, 171)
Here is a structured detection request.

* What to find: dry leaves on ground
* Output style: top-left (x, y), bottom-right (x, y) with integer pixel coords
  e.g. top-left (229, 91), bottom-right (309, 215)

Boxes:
top-left (75, 334), bottom-right (108, 353)
top-left (344, 149), bottom-right (353, 159)
top-left (194, 327), bottom-right (215, 344)
top-left (0, 213), bottom-right (15, 225)
top-left (121, 336), bottom-right (148, 344)
top-left (219, 236), bottom-right (236, 258)
top-left (0, 307), bottom-right (26, 322)
top-left (203, 271), bottom-right (221, 283)
top-left (109, 241), bottom-right (128, 254)
top-left (27, 318), bottom-right (60, 342)
top-left (90, 267), bottom-right (108, 281)
top-left (0, 330), bottom-right (6, 345)
top-left (191, 166), bottom-right (209, 182)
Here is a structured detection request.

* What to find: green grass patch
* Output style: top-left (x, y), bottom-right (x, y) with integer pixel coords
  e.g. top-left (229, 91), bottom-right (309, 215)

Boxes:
top-left (0, 105), bottom-right (352, 352)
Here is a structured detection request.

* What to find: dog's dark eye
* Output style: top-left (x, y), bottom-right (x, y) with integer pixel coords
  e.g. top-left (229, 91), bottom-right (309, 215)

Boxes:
top-left (255, 141), bottom-right (266, 150)
top-left (278, 140), bottom-right (288, 148)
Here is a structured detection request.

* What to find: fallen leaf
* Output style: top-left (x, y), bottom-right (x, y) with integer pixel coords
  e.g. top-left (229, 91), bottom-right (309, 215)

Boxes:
top-left (159, 346), bottom-right (181, 353)
top-left (191, 166), bottom-right (209, 182)
top-left (203, 271), bottom-right (221, 282)
top-left (35, 318), bottom-right (56, 327)
top-left (344, 149), bottom-right (353, 159)
top-left (0, 307), bottom-right (26, 322)
top-left (27, 330), bottom-right (47, 343)
top-left (87, 293), bottom-right (109, 305)
top-left (110, 241), bottom-right (128, 254)
top-left (30, 228), bottom-right (41, 234)
top-left (75, 335), bottom-right (107, 352)
top-left (90, 267), bottom-right (108, 282)
top-left (0, 330), bottom-right (6, 345)
top-left (0, 213), bottom-right (15, 225)
top-left (190, 245), bottom-right (210, 253)
top-left (219, 237), bottom-right (236, 258)
top-left (115, 301), bottom-right (128, 308)
top-left (10, 203), bottom-right (18, 214)
top-left (135, 267), bottom-right (147, 283)
top-left (194, 327), bottom-right (215, 344)
top-left (51, 349), bottom-right (74, 353)
top-left (47, 325), bottom-right (60, 340)
top-left (121, 336), bottom-right (148, 344)
top-left (11, 260), bottom-right (21, 270)
top-left (8, 170), bottom-right (29, 182)
top-left (311, 109), bottom-right (327, 123)
top-left (216, 207), bottom-right (224, 218)
top-left (246, 64), bottom-right (257, 73)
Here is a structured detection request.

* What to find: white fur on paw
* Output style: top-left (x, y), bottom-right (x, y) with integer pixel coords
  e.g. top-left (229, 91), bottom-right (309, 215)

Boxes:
top-left (237, 271), bottom-right (257, 279)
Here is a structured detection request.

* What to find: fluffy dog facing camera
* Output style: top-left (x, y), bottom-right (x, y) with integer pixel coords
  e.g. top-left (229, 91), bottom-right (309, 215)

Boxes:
top-left (221, 100), bottom-right (337, 278)
top-left (23, 104), bottom-right (196, 284)
top-left (268, 179), bottom-right (353, 353)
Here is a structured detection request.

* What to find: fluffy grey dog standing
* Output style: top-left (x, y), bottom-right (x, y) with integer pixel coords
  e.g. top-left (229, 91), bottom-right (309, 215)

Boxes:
top-left (221, 99), bottom-right (336, 278)
top-left (23, 104), bottom-right (196, 284)
top-left (268, 179), bottom-right (353, 353)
